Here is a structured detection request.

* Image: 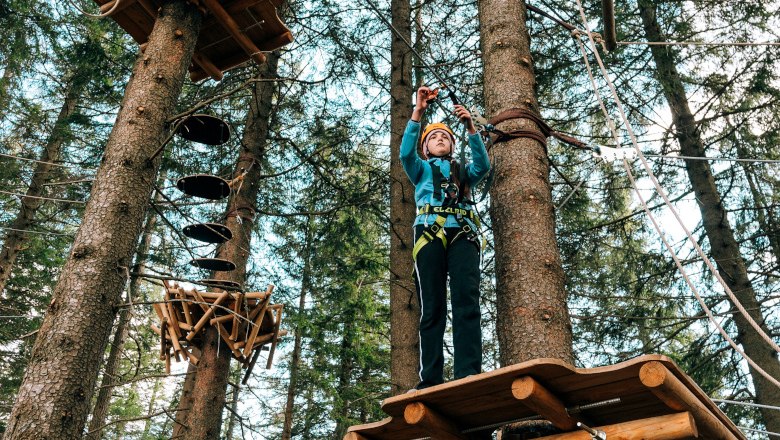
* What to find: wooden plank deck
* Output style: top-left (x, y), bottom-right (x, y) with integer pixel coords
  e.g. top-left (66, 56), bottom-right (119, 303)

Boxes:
top-left (345, 355), bottom-right (745, 440)
top-left (93, 0), bottom-right (293, 81)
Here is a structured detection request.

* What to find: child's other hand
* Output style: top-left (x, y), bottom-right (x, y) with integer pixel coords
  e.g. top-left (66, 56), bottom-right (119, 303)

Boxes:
top-left (415, 86), bottom-right (433, 111)
top-left (454, 105), bottom-right (476, 133)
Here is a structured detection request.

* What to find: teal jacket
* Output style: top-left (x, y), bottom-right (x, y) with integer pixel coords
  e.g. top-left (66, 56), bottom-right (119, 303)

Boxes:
top-left (400, 120), bottom-right (490, 228)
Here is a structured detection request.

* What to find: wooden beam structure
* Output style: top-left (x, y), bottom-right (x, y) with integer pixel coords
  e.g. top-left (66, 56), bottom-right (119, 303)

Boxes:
top-left (403, 402), bottom-right (467, 440)
top-left (92, 0), bottom-right (293, 81)
top-left (639, 361), bottom-right (738, 440)
top-left (538, 412), bottom-right (697, 440)
top-left (512, 376), bottom-right (578, 430)
top-left (151, 282), bottom-right (283, 375)
top-left (344, 355), bottom-right (746, 440)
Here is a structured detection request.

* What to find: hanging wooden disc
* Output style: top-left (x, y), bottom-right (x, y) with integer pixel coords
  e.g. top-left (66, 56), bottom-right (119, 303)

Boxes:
top-left (183, 223), bottom-right (233, 244)
top-left (175, 114), bottom-right (231, 145)
top-left (176, 174), bottom-right (230, 200)
top-left (189, 258), bottom-right (236, 272)
top-left (198, 279), bottom-right (243, 290)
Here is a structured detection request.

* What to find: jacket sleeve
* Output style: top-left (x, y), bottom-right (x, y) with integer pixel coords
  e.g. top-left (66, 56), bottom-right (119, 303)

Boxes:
top-left (466, 132), bottom-right (490, 185)
top-left (400, 120), bottom-right (424, 184)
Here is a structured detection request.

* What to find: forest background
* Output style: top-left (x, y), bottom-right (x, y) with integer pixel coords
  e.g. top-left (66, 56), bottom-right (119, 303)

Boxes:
top-left (0, 0), bottom-right (778, 438)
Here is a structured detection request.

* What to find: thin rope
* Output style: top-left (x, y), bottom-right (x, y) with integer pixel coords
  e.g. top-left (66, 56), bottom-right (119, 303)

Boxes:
top-left (0, 226), bottom-right (75, 237)
top-left (0, 190), bottom-right (87, 204)
top-left (622, 159), bottom-right (780, 389)
top-left (645, 154), bottom-right (780, 164)
top-left (714, 399), bottom-right (780, 411)
top-left (573, 0), bottom-right (780, 357)
top-left (0, 152), bottom-right (96, 171)
top-left (65, 0), bottom-right (123, 18)
top-left (619, 40), bottom-right (780, 47)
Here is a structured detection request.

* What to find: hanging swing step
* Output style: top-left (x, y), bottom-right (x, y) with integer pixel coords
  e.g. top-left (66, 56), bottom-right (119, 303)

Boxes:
top-left (183, 222), bottom-right (233, 243)
top-left (198, 279), bottom-right (243, 290)
top-left (189, 258), bottom-right (237, 272)
top-left (176, 174), bottom-right (231, 200)
top-left (175, 114), bottom-right (231, 145)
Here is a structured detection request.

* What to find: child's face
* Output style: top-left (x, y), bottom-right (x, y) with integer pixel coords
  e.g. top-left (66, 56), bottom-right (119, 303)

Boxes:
top-left (427, 131), bottom-right (452, 157)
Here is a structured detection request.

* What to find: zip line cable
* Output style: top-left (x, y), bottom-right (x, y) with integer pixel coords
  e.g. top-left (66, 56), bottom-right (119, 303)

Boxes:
top-left (0, 152), bottom-right (97, 172)
top-left (738, 426), bottom-right (780, 438)
top-left (644, 154), bottom-right (780, 164)
top-left (0, 226), bottom-right (75, 237)
top-left (0, 190), bottom-right (87, 205)
top-left (571, 0), bottom-right (780, 384)
top-left (619, 41), bottom-right (780, 47)
top-left (713, 399), bottom-right (780, 412)
top-left (573, 0), bottom-right (780, 354)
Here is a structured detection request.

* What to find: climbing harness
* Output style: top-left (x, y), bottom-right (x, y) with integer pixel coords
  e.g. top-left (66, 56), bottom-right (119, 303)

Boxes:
top-left (411, 160), bottom-right (482, 264)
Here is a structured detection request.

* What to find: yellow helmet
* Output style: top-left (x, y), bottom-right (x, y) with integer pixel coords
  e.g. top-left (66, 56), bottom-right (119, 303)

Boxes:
top-left (420, 122), bottom-right (455, 157)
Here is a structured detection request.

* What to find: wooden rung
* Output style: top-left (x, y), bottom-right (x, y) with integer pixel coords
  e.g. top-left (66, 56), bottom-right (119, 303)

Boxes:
top-left (640, 361), bottom-right (737, 440)
top-left (178, 322), bottom-right (194, 331)
top-left (243, 298), bottom-right (270, 357)
top-left (201, 0), bottom-right (266, 65)
top-left (536, 411), bottom-right (697, 440)
top-left (343, 433), bottom-right (369, 440)
top-left (209, 314), bottom-right (235, 325)
top-left (512, 376), bottom-right (578, 430)
top-left (403, 402), bottom-right (467, 440)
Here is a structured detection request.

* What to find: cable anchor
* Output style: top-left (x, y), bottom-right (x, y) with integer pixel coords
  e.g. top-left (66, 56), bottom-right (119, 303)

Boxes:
top-left (592, 145), bottom-right (637, 163)
top-left (577, 422), bottom-right (606, 440)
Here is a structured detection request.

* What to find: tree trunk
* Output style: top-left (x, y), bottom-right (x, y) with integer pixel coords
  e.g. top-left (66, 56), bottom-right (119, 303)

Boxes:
top-left (333, 312), bottom-right (356, 439)
top-left (281, 214), bottom-right (314, 440)
top-left (223, 365), bottom-right (242, 439)
top-left (86, 194), bottom-right (161, 439)
top-left (637, 0), bottom-right (780, 432)
top-left (141, 376), bottom-right (163, 438)
top-left (172, 51), bottom-right (279, 440)
top-left (478, 0), bottom-right (573, 365)
top-left (389, 0), bottom-right (420, 394)
top-left (2, 2), bottom-right (202, 438)
top-left (0, 80), bottom-right (80, 295)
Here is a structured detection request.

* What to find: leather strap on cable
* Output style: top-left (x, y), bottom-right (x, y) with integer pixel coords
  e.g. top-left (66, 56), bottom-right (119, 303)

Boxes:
top-left (487, 107), bottom-right (590, 150)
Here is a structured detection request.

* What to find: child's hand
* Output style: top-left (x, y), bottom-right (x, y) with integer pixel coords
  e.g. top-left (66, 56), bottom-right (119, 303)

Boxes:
top-left (415, 86), bottom-right (433, 111)
top-left (454, 105), bottom-right (476, 133)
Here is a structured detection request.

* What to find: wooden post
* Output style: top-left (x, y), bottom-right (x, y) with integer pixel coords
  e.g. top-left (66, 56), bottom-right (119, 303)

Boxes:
top-left (511, 376), bottom-right (578, 430)
top-left (343, 433), bottom-right (370, 440)
top-left (243, 297), bottom-right (270, 357)
top-left (639, 361), bottom-right (738, 440)
top-left (403, 402), bottom-right (467, 440)
top-left (265, 304), bottom-right (284, 369)
top-left (535, 412), bottom-right (697, 440)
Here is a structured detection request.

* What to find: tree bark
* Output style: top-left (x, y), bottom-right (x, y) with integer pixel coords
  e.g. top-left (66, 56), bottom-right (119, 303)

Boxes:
top-left (172, 52), bottom-right (279, 440)
top-left (281, 214), bottom-right (314, 440)
top-left (2, 2), bottom-right (202, 438)
top-left (86, 195), bottom-right (160, 439)
top-left (478, 0), bottom-right (573, 365)
top-left (637, 0), bottom-right (780, 432)
top-left (389, 0), bottom-right (421, 394)
top-left (333, 307), bottom-right (356, 439)
top-left (0, 80), bottom-right (80, 295)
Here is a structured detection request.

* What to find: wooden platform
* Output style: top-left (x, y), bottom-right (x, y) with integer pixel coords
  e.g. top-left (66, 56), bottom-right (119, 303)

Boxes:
top-left (151, 281), bottom-right (285, 379)
top-left (345, 355), bottom-right (745, 440)
top-left (93, 0), bottom-right (293, 81)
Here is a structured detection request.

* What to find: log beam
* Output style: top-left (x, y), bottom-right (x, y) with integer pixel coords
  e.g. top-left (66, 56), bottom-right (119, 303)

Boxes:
top-left (343, 433), bottom-right (369, 440)
top-left (640, 361), bottom-right (738, 440)
top-left (201, 0), bottom-right (267, 65)
top-left (403, 402), bottom-right (467, 440)
top-left (512, 376), bottom-right (578, 430)
top-left (537, 412), bottom-right (697, 440)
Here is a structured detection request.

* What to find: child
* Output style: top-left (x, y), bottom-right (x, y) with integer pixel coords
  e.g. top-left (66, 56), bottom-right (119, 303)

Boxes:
top-left (401, 86), bottom-right (490, 390)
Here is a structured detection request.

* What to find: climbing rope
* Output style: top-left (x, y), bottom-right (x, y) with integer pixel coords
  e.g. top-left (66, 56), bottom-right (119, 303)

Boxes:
top-left (619, 40), bottom-right (780, 47)
top-left (571, 0), bottom-right (780, 386)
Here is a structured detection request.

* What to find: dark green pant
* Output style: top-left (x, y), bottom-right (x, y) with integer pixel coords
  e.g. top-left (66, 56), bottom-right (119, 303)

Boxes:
top-left (413, 224), bottom-right (482, 389)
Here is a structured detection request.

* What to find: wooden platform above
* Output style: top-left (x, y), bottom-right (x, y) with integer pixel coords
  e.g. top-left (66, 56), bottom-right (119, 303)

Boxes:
top-left (345, 355), bottom-right (745, 440)
top-left (94, 0), bottom-right (293, 81)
